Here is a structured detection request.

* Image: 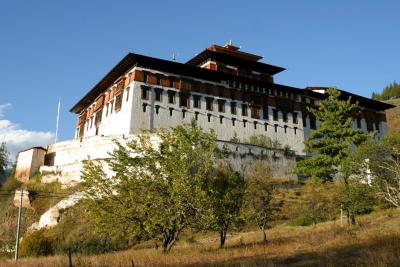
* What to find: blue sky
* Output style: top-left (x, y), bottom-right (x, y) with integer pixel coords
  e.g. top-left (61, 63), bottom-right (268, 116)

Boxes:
top-left (1, 0), bottom-right (399, 159)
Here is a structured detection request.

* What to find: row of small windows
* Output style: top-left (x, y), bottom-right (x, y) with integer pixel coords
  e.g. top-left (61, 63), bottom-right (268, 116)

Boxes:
top-left (141, 103), bottom-right (299, 135)
top-left (141, 86), bottom-right (304, 124)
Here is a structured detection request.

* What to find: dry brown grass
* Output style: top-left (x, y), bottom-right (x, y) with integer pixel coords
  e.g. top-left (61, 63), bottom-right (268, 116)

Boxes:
top-left (1, 208), bottom-right (399, 267)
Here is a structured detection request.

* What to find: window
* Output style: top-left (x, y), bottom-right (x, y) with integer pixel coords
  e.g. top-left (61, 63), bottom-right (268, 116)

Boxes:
top-left (241, 104), bottom-right (248, 116)
top-left (273, 109), bottom-right (278, 121)
top-left (155, 105), bottom-right (160, 115)
top-left (155, 89), bottom-right (163, 102)
top-left (142, 72), bottom-right (148, 83)
top-left (195, 111), bottom-right (199, 121)
top-left (302, 114), bottom-right (307, 127)
top-left (232, 118), bottom-right (236, 126)
top-left (284, 125), bottom-right (287, 133)
top-left (274, 124), bottom-right (278, 132)
top-left (141, 86), bottom-right (149, 100)
top-left (126, 88), bottom-right (130, 101)
top-left (263, 106), bottom-right (269, 120)
top-left (375, 122), bottom-right (380, 132)
top-left (357, 118), bottom-right (362, 128)
top-left (294, 127), bottom-right (297, 135)
top-left (292, 112), bottom-right (298, 124)
top-left (193, 95), bottom-right (201, 108)
top-left (254, 121), bottom-right (257, 130)
top-left (282, 112), bottom-right (288, 123)
top-left (168, 91), bottom-right (175, 104)
top-left (142, 103), bottom-right (147, 112)
top-left (243, 120), bottom-right (247, 128)
top-left (114, 94), bottom-right (122, 112)
top-left (207, 113), bottom-right (212, 122)
top-left (169, 108), bottom-right (173, 116)
top-left (218, 87), bottom-right (224, 97)
top-left (251, 106), bottom-right (260, 119)
top-left (179, 93), bottom-right (189, 108)
top-left (231, 102), bottom-right (237, 114)
top-left (182, 109), bottom-right (186, 119)
top-left (206, 97), bottom-right (213, 111)
top-left (95, 109), bottom-right (102, 126)
top-left (218, 99), bottom-right (225, 113)
top-left (264, 123), bottom-right (268, 131)
top-left (310, 114), bottom-right (316, 129)
top-left (110, 100), bottom-right (114, 114)
top-left (220, 115), bottom-right (224, 124)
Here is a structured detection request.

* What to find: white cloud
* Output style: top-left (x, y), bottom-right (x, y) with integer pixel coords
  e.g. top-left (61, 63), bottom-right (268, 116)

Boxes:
top-left (0, 104), bottom-right (54, 162)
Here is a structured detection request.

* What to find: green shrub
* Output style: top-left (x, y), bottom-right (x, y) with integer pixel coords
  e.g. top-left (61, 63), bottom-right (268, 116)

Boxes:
top-left (20, 230), bottom-right (54, 257)
top-left (288, 216), bottom-right (313, 227)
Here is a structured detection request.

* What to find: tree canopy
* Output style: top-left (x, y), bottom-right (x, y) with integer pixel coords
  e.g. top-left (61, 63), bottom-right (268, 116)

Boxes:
top-left (81, 122), bottom-right (217, 252)
top-left (371, 81), bottom-right (400, 101)
top-left (295, 88), bottom-right (369, 182)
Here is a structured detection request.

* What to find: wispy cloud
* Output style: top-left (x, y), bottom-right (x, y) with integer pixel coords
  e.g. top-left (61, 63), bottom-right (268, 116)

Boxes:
top-left (0, 103), bottom-right (54, 162)
top-left (0, 103), bottom-right (12, 117)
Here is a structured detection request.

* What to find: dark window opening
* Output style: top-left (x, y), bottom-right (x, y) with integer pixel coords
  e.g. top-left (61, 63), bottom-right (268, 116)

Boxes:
top-left (195, 111), bottom-right (199, 121)
top-left (218, 99), bottom-right (225, 113)
top-left (168, 91), bottom-right (175, 104)
top-left (284, 125), bottom-right (287, 133)
top-left (142, 103), bottom-right (147, 112)
top-left (232, 118), bottom-right (236, 126)
top-left (292, 112), bottom-right (298, 124)
top-left (251, 106), bottom-right (260, 119)
top-left (302, 114), bottom-right (307, 127)
top-left (206, 97), bottom-right (213, 111)
top-left (218, 87), bottom-right (224, 97)
top-left (207, 114), bottom-right (211, 122)
top-left (310, 114), bottom-right (316, 129)
top-left (126, 88), bottom-right (130, 101)
top-left (169, 107), bottom-right (173, 117)
top-left (263, 106), bottom-right (269, 120)
top-left (264, 123), bottom-right (268, 131)
top-left (182, 109), bottom-right (186, 119)
top-left (220, 115), bottom-right (224, 124)
top-left (179, 93), bottom-right (189, 108)
top-left (141, 86), bottom-right (149, 100)
top-left (155, 89), bottom-right (163, 102)
top-left (375, 122), bottom-right (380, 132)
top-left (282, 112), bottom-right (288, 123)
top-left (114, 94), bottom-right (122, 112)
top-left (155, 105), bottom-right (160, 115)
top-left (274, 124), bottom-right (278, 132)
top-left (243, 120), bottom-right (247, 128)
top-left (242, 104), bottom-right (248, 116)
top-left (273, 109), bottom-right (278, 121)
top-left (231, 102), bottom-right (237, 114)
top-left (254, 121), bottom-right (257, 130)
top-left (193, 95), bottom-right (201, 108)
top-left (294, 127), bottom-right (297, 135)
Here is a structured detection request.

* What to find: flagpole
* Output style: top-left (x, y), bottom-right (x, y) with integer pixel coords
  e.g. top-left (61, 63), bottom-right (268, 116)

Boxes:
top-left (55, 98), bottom-right (61, 143)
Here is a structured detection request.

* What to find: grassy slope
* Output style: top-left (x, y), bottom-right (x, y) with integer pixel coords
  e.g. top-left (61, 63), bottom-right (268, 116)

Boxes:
top-left (385, 98), bottom-right (400, 135)
top-left (1, 208), bottom-right (399, 267)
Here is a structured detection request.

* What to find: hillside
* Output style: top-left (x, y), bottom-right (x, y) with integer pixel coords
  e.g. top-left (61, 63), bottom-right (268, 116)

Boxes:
top-left (385, 98), bottom-right (400, 135)
top-left (0, 208), bottom-right (399, 267)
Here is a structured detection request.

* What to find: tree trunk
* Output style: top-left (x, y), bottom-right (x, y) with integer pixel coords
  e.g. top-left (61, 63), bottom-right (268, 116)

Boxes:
top-left (262, 228), bottom-right (267, 244)
top-left (220, 230), bottom-right (227, 248)
top-left (347, 209), bottom-right (356, 225)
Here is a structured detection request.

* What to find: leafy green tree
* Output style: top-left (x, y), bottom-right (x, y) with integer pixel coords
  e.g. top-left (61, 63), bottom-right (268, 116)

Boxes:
top-left (81, 122), bottom-right (217, 252)
top-left (203, 162), bottom-right (245, 248)
top-left (295, 88), bottom-right (369, 182)
top-left (245, 161), bottom-right (274, 243)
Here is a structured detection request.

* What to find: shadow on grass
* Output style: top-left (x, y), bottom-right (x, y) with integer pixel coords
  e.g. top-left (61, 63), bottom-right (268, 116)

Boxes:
top-left (182, 234), bottom-right (400, 267)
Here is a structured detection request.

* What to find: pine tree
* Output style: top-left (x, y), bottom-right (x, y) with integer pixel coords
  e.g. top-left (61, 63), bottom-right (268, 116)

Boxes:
top-left (295, 88), bottom-right (369, 182)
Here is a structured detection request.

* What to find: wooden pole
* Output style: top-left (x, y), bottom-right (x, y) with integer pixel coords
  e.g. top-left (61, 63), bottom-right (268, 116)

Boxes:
top-left (14, 189), bottom-right (23, 260)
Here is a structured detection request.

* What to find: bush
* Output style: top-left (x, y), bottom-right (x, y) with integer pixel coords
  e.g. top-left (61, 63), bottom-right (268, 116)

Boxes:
top-left (288, 216), bottom-right (313, 227)
top-left (20, 230), bottom-right (54, 257)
